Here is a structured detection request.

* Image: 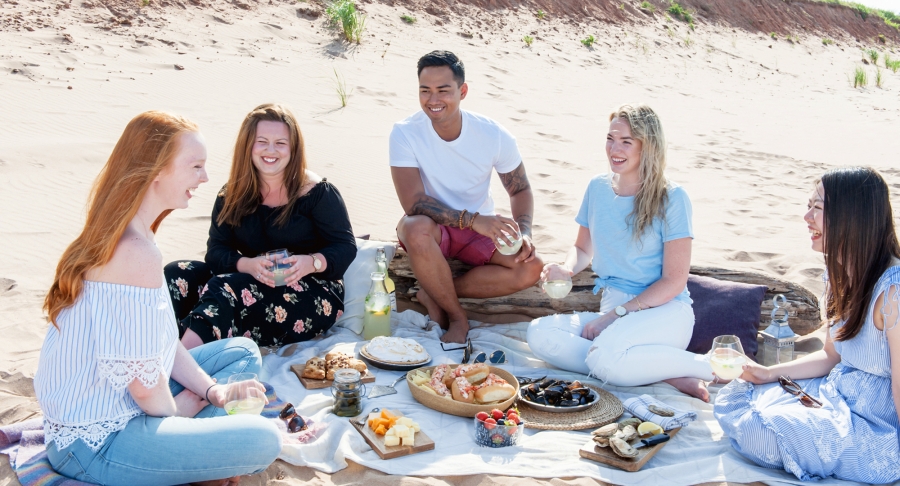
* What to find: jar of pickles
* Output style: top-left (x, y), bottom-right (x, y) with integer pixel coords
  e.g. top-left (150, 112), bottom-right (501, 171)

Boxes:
top-left (331, 369), bottom-right (365, 417)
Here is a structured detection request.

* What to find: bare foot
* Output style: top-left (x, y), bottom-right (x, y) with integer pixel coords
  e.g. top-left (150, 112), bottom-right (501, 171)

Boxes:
top-left (417, 288), bottom-right (448, 329)
top-left (663, 377), bottom-right (710, 403)
top-left (191, 477), bottom-right (240, 486)
top-left (440, 318), bottom-right (470, 344)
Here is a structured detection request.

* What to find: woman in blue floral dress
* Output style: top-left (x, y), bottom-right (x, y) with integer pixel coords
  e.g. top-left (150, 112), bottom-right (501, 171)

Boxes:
top-left (165, 104), bottom-right (356, 348)
top-left (714, 166), bottom-right (900, 483)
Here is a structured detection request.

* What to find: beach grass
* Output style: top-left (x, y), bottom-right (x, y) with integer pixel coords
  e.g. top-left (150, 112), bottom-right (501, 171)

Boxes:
top-left (523, 35), bottom-right (534, 47)
top-left (683, 35), bottom-right (694, 48)
top-left (813, 0), bottom-right (900, 30)
top-left (640, 1), bottom-right (656, 12)
top-left (769, 32), bottom-right (777, 40)
top-left (536, 10), bottom-right (546, 20)
top-left (852, 66), bottom-right (868, 88)
top-left (581, 35), bottom-right (596, 48)
top-left (400, 14), bottom-right (416, 24)
top-left (875, 68), bottom-right (884, 88)
top-left (822, 37), bottom-right (834, 45)
top-left (885, 54), bottom-right (900, 73)
top-left (333, 68), bottom-right (350, 107)
top-left (866, 49), bottom-right (879, 65)
top-left (325, 0), bottom-right (367, 44)
top-left (667, 1), bottom-right (695, 29)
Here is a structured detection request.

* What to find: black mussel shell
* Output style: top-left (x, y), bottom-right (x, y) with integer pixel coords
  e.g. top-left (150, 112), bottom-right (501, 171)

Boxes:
top-left (559, 399), bottom-right (580, 407)
top-left (570, 387), bottom-right (591, 397)
top-left (545, 385), bottom-right (566, 395)
top-left (538, 378), bottom-right (556, 389)
top-left (543, 389), bottom-right (563, 405)
top-left (570, 380), bottom-right (583, 389)
top-left (534, 395), bottom-right (548, 405)
top-left (526, 383), bottom-right (541, 394)
top-left (579, 394), bottom-right (591, 405)
top-left (563, 389), bottom-right (573, 400)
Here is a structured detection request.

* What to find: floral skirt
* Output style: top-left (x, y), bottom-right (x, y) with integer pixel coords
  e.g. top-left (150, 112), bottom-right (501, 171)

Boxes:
top-left (164, 260), bottom-right (344, 347)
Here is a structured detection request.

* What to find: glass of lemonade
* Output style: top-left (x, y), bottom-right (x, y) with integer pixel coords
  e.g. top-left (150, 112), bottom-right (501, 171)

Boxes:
top-left (496, 230), bottom-right (523, 256)
top-left (266, 249), bottom-right (291, 287)
top-left (541, 265), bottom-right (573, 299)
top-left (708, 335), bottom-right (748, 381)
top-left (224, 373), bottom-right (266, 415)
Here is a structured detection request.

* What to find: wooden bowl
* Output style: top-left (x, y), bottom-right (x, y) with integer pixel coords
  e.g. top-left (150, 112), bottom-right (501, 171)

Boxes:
top-left (406, 366), bottom-right (520, 417)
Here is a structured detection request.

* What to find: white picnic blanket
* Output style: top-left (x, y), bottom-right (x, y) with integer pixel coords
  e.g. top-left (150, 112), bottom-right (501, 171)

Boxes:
top-left (261, 310), bottom-right (869, 486)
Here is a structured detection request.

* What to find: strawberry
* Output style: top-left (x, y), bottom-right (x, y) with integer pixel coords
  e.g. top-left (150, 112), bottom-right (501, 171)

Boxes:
top-left (491, 433), bottom-right (505, 445)
top-left (475, 411), bottom-right (489, 422)
top-left (506, 413), bottom-right (519, 424)
top-left (490, 409), bottom-right (504, 420)
top-left (506, 407), bottom-right (519, 418)
top-left (483, 417), bottom-right (497, 430)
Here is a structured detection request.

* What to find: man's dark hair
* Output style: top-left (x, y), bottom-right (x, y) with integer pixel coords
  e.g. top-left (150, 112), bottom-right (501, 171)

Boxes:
top-left (417, 50), bottom-right (465, 85)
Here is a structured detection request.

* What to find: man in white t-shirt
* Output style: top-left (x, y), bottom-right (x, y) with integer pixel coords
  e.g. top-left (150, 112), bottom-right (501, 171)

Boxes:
top-left (390, 50), bottom-right (543, 343)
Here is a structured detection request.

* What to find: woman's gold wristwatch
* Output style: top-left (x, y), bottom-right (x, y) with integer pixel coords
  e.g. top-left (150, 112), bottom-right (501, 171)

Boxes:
top-left (310, 254), bottom-right (322, 272)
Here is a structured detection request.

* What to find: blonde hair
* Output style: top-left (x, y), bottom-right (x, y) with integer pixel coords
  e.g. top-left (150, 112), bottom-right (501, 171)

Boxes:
top-left (45, 111), bottom-right (199, 327)
top-left (609, 104), bottom-right (668, 239)
top-left (217, 103), bottom-right (307, 228)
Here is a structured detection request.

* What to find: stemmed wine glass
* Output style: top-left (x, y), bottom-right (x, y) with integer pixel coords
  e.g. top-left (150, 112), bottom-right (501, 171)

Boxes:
top-left (224, 373), bottom-right (266, 415)
top-left (708, 335), bottom-right (748, 381)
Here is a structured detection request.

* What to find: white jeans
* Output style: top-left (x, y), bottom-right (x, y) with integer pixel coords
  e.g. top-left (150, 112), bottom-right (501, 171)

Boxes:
top-left (526, 288), bottom-right (713, 385)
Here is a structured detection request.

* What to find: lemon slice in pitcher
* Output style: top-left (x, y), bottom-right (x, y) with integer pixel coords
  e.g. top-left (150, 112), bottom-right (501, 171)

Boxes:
top-left (637, 422), bottom-right (664, 437)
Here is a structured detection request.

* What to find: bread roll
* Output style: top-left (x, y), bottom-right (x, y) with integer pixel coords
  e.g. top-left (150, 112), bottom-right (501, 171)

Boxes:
top-left (453, 363), bottom-right (489, 385)
top-left (474, 373), bottom-right (515, 403)
top-left (426, 382), bottom-right (451, 397)
top-left (451, 377), bottom-right (476, 403)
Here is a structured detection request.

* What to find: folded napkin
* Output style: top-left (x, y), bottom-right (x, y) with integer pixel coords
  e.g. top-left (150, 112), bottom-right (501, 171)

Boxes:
top-left (623, 394), bottom-right (697, 431)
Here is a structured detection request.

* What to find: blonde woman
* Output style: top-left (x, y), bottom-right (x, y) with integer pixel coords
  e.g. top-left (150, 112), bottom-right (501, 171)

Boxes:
top-left (526, 104), bottom-right (712, 401)
top-left (36, 112), bottom-right (280, 485)
top-left (166, 103), bottom-right (356, 349)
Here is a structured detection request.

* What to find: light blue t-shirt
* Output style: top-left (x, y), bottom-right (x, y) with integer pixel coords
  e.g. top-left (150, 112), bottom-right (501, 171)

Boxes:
top-left (575, 174), bottom-right (693, 304)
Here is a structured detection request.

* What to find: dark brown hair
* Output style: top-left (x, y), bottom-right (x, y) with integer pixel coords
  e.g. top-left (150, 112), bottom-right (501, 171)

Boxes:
top-left (821, 166), bottom-right (900, 341)
top-left (217, 103), bottom-right (306, 227)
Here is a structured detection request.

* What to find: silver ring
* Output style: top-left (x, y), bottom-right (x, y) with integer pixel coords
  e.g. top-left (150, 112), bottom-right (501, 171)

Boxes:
top-left (256, 273), bottom-right (261, 279)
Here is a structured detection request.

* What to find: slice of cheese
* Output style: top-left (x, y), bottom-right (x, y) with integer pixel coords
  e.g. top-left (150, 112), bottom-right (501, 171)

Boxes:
top-left (401, 435), bottom-right (415, 446)
top-left (384, 435), bottom-right (400, 447)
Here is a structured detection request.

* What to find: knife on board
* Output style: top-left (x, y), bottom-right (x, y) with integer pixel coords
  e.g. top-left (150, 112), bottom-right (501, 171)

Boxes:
top-left (633, 433), bottom-right (671, 449)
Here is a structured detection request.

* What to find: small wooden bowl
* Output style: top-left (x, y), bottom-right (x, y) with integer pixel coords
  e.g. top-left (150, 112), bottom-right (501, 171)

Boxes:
top-left (406, 366), bottom-right (520, 417)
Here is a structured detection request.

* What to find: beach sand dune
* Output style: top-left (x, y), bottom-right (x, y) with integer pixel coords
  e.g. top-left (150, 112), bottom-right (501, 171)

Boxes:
top-left (2, 0), bottom-right (899, 483)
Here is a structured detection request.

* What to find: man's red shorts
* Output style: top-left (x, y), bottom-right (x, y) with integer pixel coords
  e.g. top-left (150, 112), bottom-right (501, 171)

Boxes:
top-left (399, 225), bottom-right (496, 266)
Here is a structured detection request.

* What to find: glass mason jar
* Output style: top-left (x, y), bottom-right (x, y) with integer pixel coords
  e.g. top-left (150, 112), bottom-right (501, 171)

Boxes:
top-left (331, 368), bottom-right (365, 417)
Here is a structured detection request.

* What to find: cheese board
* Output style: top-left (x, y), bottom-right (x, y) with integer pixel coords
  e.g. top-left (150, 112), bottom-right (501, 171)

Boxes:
top-left (579, 427), bottom-right (681, 472)
top-left (351, 409), bottom-right (435, 460)
top-left (291, 364), bottom-right (376, 390)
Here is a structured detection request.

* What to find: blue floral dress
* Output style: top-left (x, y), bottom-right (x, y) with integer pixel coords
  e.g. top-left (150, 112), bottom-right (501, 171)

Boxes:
top-left (714, 265), bottom-right (900, 483)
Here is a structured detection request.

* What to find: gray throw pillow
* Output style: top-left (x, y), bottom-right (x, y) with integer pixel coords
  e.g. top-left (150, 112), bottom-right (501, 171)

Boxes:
top-left (685, 274), bottom-right (766, 361)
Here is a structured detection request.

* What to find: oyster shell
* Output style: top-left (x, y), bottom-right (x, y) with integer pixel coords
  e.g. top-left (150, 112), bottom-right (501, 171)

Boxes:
top-left (591, 423), bottom-right (619, 438)
top-left (609, 437), bottom-right (639, 458)
top-left (618, 425), bottom-right (639, 442)
top-left (648, 404), bottom-right (675, 417)
top-left (617, 418), bottom-right (642, 430)
top-left (592, 435), bottom-right (610, 447)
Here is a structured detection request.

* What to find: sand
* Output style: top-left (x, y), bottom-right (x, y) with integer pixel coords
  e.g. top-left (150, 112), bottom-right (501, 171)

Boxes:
top-left (1, 0), bottom-right (899, 483)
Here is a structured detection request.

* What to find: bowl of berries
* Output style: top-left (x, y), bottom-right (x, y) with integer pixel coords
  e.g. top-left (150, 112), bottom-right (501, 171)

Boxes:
top-left (474, 408), bottom-right (524, 448)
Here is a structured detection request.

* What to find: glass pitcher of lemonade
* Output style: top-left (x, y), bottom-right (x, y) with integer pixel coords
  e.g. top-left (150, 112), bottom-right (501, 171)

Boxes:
top-left (363, 272), bottom-right (392, 340)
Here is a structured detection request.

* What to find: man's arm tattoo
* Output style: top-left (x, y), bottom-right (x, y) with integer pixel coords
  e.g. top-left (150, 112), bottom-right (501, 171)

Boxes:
top-left (498, 162), bottom-right (530, 197)
top-left (409, 195), bottom-right (461, 227)
top-left (516, 214), bottom-right (533, 237)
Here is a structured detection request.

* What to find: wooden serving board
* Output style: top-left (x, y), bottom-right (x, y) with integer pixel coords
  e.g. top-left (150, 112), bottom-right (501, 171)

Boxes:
top-left (579, 427), bottom-right (681, 472)
top-left (351, 409), bottom-right (435, 460)
top-left (291, 364), bottom-right (376, 390)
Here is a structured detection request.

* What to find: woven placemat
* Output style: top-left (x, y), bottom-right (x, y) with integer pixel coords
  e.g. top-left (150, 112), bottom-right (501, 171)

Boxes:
top-left (518, 384), bottom-right (623, 431)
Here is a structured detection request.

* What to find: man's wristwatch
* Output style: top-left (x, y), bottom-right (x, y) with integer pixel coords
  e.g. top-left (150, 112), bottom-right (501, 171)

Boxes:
top-left (310, 254), bottom-right (322, 272)
top-left (614, 305), bottom-right (628, 318)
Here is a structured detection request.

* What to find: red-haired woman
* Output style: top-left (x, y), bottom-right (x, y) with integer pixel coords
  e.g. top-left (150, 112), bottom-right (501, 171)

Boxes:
top-left (715, 167), bottom-right (900, 483)
top-left (165, 104), bottom-right (356, 349)
top-left (35, 112), bottom-right (281, 485)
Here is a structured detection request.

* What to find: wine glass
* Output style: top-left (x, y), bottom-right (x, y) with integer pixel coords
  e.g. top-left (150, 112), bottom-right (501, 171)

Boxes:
top-left (541, 265), bottom-right (573, 299)
top-left (265, 249), bottom-right (291, 287)
top-left (224, 373), bottom-right (266, 415)
top-left (708, 335), bottom-right (747, 381)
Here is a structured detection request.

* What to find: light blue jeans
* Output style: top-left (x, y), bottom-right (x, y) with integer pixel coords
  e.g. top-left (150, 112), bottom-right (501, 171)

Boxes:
top-left (47, 337), bottom-right (281, 485)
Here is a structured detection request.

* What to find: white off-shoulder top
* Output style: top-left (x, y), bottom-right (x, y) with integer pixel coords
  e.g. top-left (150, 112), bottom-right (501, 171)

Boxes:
top-left (34, 280), bottom-right (178, 451)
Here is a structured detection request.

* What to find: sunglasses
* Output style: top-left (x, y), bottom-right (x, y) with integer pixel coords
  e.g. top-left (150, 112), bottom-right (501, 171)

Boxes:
top-left (440, 339), bottom-right (507, 364)
top-left (279, 403), bottom-right (309, 432)
top-left (778, 376), bottom-right (822, 408)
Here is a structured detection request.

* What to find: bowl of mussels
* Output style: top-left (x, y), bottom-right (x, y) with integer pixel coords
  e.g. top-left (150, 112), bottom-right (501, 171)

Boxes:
top-left (517, 377), bottom-right (599, 413)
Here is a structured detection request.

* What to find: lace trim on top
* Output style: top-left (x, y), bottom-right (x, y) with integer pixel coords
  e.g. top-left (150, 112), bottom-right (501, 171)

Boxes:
top-left (96, 354), bottom-right (165, 390)
top-left (44, 410), bottom-right (142, 452)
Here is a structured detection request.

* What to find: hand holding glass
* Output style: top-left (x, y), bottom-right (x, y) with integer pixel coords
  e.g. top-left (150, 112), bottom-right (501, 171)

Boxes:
top-left (541, 264), bottom-right (573, 299)
top-left (266, 249), bottom-right (291, 287)
top-left (709, 335), bottom-right (748, 381)
top-left (224, 373), bottom-right (267, 415)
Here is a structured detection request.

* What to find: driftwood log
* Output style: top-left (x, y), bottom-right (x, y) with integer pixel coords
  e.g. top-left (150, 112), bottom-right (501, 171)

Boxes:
top-left (388, 247), bottom-right (822, 336)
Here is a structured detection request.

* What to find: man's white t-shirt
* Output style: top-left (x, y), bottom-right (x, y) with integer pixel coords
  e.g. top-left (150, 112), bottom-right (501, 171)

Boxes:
top-left (389, 110), bottom-right (522, 215)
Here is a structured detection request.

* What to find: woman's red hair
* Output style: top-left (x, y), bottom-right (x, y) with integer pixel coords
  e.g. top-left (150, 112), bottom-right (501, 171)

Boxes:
top-left (44, 111), bottom-right (199, 327)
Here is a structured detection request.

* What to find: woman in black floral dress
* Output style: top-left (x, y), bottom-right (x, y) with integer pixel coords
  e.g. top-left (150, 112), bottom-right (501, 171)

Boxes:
top-left (165, 103), bottom-right (356, 348)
